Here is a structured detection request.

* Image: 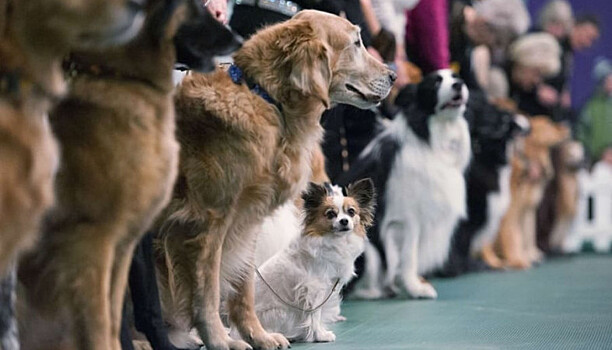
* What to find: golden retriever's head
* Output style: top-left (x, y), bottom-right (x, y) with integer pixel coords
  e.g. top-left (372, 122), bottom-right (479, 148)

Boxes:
top-left (234, 10), bottom-right (396, 110)
top-left (527, 116), bottom-right (570, 148)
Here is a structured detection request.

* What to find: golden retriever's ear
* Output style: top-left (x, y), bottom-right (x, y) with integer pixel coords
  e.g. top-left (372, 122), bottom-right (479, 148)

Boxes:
top-left (276, 20), bottom-right (331, 108)
top-left (289, 39), bottom-right (331, 108)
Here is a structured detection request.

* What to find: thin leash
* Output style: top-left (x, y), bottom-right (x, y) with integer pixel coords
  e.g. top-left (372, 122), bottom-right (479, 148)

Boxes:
top-left (255, 268), bottom-right (340, 314)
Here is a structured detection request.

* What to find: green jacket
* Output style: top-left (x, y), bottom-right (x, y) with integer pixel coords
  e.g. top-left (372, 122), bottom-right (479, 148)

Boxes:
top-left (578, 92), bottom-right (612, 161)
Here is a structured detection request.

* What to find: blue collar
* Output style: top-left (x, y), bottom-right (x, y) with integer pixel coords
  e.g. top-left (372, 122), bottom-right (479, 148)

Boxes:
top-left (228, 64), bottom-right (280, 108)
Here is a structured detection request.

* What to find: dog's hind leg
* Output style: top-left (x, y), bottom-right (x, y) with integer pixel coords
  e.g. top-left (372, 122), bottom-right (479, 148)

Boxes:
top-left (227, 266), bottom-right (290, 350)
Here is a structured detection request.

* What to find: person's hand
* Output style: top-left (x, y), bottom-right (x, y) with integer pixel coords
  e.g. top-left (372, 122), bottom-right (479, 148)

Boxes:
top-left (601, 148), bottom-right (612, 166)
top-left (205, 0), bottom-right (228, 24)
top-left (561, 90), bottom-right (571, 108)
top-left (537, 84), bottom-right (559, 106)
top-left (393, 58), bottom-right (411, 88)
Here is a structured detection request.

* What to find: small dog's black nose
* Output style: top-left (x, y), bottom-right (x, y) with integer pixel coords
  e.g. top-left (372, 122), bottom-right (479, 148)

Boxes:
top-left (340, 218), bottom-right (349, 226)
top-left (452, 82), bottom-right (463, 91)
top-left (389, 70), bottom-right (397, 83)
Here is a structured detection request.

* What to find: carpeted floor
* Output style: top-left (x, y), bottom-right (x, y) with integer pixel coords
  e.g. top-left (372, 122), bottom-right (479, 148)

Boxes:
top-left (292, 254), bottom-right (612, 350)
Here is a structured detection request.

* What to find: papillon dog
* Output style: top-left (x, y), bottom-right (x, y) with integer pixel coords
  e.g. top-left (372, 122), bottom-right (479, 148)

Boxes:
top-left (253, 179), bottom-right (375, 342)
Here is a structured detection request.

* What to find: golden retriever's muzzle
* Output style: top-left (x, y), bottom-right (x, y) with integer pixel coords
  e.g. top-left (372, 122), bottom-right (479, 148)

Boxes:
top-left (335, 67), bottom-right (396, 109)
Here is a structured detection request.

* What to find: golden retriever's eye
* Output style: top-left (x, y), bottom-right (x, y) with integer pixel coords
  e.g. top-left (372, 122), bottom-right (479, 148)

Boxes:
top-left (347, 208), bottom-right (356, 217)
top-left (325, 209), bottom-right (337, 220)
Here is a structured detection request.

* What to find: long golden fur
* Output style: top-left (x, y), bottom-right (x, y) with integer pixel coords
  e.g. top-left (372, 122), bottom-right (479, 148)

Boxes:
top-left (491, 116), bottom-right (569, 269)
top-left (17, 2), bottom-right (201, 349)
top-left (154, 10), bottom-right (393, 350)
top-left (0, 0), bottom-right (145, 276)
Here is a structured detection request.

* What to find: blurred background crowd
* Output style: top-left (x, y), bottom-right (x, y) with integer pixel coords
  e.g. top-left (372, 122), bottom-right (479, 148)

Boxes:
top-left (219, 0), bottom-right (611, 171)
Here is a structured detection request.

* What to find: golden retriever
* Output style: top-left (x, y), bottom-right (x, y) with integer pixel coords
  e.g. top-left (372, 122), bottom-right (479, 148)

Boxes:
top-left (0, 0), bottom-right (146, 276)
top-left (16, 1), bottom-right (234, 349)
top-left (491, 116), bottom-right (569, 269)
top-left (154, 10), bottom-right (394, 350)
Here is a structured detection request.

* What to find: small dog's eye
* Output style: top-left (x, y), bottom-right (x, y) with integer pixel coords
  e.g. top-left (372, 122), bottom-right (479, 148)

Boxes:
top-left (347, 208), bottom-right (356, 217)
top-left (354, 38), bottom-right (361, 47)
top-left (325, 209), bottom-right (337, 219)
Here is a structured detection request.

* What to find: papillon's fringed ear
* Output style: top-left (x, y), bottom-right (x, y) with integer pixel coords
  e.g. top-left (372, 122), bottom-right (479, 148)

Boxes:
top-left (280, 21), bottom-right (331, 108)
top-left (302, 182), bottom-right (327, 212)
top-left (347, 178), bottom-right (376, 227)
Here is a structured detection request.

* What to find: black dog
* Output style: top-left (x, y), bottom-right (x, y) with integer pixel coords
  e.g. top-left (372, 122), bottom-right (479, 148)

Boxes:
top-left (0, 265), bottom-right (18, 350)
top-left (120, 5), bottom-right (240, 350)
top-left (438, 91), bottom-right (529, 277)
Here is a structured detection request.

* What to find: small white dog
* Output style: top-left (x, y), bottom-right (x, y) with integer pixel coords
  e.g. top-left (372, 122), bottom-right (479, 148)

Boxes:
top-left (253, 180), bottom-right (375, 342)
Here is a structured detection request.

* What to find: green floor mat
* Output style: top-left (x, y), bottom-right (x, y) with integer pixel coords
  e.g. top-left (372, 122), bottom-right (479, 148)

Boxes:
top-left (291, 254), bottom-right (612, 350)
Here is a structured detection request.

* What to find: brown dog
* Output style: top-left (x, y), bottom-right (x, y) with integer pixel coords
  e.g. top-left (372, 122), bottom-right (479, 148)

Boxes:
top-left (0, 0), bottom-right (146, 276)
top-left (16, 1), bottom-right (236, 349)
top-left (544, 141), bottom-right (585, 252)
top-left (154, 10), bottom-right (394, 350)
top-left (492, 116), bottom-right (569, 269)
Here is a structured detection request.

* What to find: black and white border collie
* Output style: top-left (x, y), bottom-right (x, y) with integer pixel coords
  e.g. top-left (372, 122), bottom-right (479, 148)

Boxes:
top-left (339, 69), bottom-right (470, 299)
top-left (440, 92), bottom-right (530, 277)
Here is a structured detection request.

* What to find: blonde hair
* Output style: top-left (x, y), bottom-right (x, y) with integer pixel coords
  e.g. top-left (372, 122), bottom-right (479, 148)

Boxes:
top-left (539, 0), bottom-right (574, 34)
top-left (474, 0), bottom-right (531, 36)
top-left (510, 33), bottom-right (561, 76)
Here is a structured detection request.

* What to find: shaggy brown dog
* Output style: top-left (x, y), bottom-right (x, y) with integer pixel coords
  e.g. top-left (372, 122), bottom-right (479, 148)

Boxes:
top-left (538, 140), bottom-right (584, 252)
top-left (0, 0), bottom-right (145, 276)
top-left (17, 1), bottom-right (229, 349)
top-left (154, 10), bottom-right (394, 350)
top-left (491, 116), bottom-right (569, 269)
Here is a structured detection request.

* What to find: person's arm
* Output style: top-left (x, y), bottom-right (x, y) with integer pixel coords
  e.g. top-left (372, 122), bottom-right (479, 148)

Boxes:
top-left (471, 45), bottom-right (490, 92)
top-left (360, 0), bottom-right (381, 35)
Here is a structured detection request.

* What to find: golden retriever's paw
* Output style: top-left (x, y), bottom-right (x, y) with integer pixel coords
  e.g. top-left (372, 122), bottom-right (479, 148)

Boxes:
top-left (528, 249), bottom-right (545, 265)
top-left (402, 278), bottom-right (438, 299)
top-left (314, 329), bottom-right (336, 343)
top-left (505, 259), bottom-right (531, 270)
top-left (206, 335), bottom-right (252, 350)
top-left (248, 331), bottom-right (290, 350)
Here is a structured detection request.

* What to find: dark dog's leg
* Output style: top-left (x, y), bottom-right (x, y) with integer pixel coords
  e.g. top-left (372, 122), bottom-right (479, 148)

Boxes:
top-left (128, 232), bottom-right (177, 350)
top-left (0, 263), bottom-right (19, 350)
top-left (120, 296), bottom-right (135, 350)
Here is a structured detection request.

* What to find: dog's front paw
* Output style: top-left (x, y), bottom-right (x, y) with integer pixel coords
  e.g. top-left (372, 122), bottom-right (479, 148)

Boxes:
top-left (314, 329), bottom-right (336, 342)
top-left (330, 314), bottom-right (347, 322)
top-left (402, 278), bottom-right (438, 299)
top-left (505, 258), bottom-right (531, 270)
top-left (247, 331), bottom-right (290, 350)
top-left (206, 333), bottom-right (252, 350)
top-left (528, 249), bottom-right (545, 265)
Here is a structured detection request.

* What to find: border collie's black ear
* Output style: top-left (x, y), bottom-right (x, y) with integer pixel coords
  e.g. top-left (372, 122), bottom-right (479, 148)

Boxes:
top-left (148, 0), bottom-right (184, 42)
top-left (394, 84), bottom-right (418, 108)
top-left (302, 182), bottom-right (328, 212)
top-left (347, 178), bottom-right (376, 227)
top-left (174, 6), bottom-right (241, 72)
